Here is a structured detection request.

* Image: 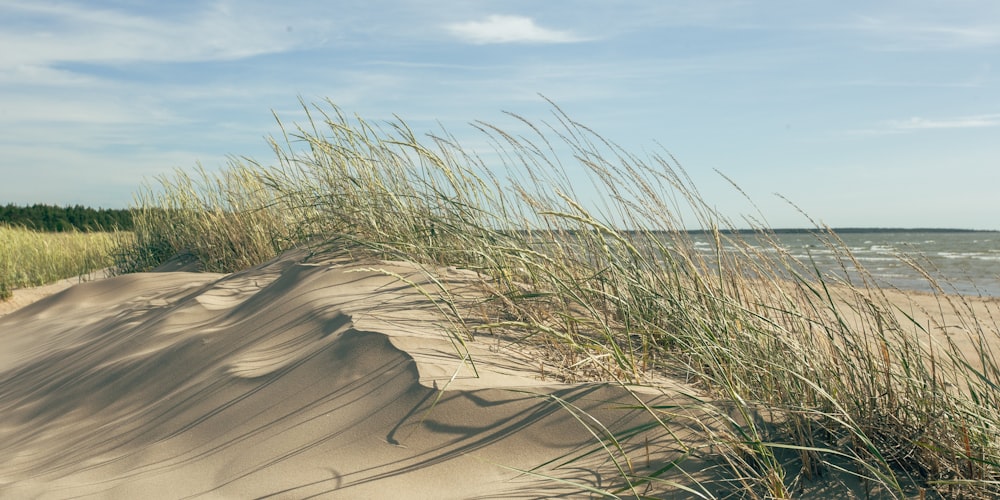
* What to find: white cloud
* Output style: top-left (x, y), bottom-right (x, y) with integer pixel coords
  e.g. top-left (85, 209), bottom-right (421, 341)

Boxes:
top-left (0, 63), bottom-right (105, 87)
top-left (851, 113), bottom-right (1000, 136)
top-left (888, 114), bottom-right (1000, 130)
top-left (0, 0), bottom-right (317, 69)
top-left (851, 16), bottom-right (1000, 50)
top-left (446, 15), bottom-right (587, 44)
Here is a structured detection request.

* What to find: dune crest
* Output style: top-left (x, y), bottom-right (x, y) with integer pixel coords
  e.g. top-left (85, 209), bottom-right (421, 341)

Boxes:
top-left (0, 251), bottom-right (714, 499)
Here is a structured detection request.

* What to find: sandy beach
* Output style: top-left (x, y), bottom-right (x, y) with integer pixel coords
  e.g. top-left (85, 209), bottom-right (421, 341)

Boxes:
top-left (0, 250), bottom-right (725, 499)
top-left (2, 248), bottom-right (998, 498)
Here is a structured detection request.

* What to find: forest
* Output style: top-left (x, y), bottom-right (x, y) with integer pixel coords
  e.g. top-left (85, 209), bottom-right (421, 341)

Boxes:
top-left (0, 203), bottom-right (132, 232)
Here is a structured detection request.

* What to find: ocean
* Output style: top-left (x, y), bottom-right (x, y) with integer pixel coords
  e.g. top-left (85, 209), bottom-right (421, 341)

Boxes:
top-left (688, 230), bottom-right (1000, 297)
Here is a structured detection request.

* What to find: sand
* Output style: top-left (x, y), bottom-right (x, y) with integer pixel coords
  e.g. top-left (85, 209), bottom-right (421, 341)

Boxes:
top-left (0, 250), bottom-right (717, 499)
top-left (0, 269), bottom-right (111, 318)
top-left (3, 250), bottom-right (997, 498)
top-left (822, 282), bottom-right (1000, 371)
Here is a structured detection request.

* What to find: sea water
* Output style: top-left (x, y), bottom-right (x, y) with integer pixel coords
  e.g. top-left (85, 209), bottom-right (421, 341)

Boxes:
top-left (688, 230), bottom-right (1000, 297)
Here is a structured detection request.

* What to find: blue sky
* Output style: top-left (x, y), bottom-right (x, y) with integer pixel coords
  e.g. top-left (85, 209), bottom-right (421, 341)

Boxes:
top-left (1, 1), bottom-right (997, 229)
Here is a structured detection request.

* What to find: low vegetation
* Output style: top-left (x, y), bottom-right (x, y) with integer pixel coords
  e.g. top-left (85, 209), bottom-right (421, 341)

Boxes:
top-left (116, 100), bottom-right (999, 498)
top-left (0, 224), bottom-right (123, 300)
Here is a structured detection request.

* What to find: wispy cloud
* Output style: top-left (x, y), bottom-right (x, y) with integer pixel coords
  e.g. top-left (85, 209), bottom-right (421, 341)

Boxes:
top-left (0, 1), bottom-right (318, 70)
top-left (888, 114), bottom-right (1000, 130)
top-left (0, 0), bottom-right (334, 130)
top-left (831, 78), bottom-right (985, 89)
top-left (850, 16), bottom-right (1000, 50)
top-left (852, 113), bottom-right (1000, 136)
top-left (446, 15), bottom-right (588, 44)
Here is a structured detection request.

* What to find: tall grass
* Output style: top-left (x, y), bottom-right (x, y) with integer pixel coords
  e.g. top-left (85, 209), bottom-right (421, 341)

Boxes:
top-left (117, 99), bottom-right (1000, 498)
top-left (0, 224), bottom-right (122, 300)
top-left (116, 164), bottom-right (307, 274)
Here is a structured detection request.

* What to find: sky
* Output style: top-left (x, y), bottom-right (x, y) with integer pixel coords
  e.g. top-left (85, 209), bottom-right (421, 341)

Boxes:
top-left (0, 0), bottom-right (998, 230)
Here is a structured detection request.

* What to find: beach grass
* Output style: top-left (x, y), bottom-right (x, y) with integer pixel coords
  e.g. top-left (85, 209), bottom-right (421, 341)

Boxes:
top-left (115, 99), bottom-right (1000, 498)
top-left (0, 224), bottom-right (124, 300)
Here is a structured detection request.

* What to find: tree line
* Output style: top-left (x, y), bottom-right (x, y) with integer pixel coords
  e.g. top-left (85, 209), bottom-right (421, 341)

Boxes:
top-left (0, 204), bottom-right (133, 232)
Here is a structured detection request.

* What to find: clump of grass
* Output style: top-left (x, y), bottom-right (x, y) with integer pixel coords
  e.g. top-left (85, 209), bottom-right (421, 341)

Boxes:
top-left (0, 223), bottom-right (123, 300)
top-left (117, 99), bottom-right (1000, 498)
top-left (116, 164), bottom-right (308, 273)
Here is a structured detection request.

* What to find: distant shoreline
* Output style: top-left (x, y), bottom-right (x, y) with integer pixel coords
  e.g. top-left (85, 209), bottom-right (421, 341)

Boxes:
top-left (512, 227), bottom-right (999, 236)
top-left (692, 227), bottom-right (1000, 235)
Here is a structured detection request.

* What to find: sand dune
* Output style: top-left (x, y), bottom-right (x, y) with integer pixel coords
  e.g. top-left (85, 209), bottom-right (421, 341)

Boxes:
top-left (0, 269), bottom-right (111, 319)
top-left (0, 251), bottom-right (714, 499)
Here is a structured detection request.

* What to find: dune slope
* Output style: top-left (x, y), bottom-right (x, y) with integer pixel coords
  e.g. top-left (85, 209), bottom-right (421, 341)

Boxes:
top-left (0, 251), bottom-right (712, 499)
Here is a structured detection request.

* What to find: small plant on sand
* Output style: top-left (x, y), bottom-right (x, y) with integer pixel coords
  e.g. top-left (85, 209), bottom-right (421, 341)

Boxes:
top-left (118, 99), bottom-right (1000, 498)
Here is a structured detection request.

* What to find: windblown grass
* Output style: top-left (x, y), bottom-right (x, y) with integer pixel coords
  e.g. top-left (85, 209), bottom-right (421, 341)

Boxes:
top-left (114, 164), bottom-right (304, 274)
top-left (0, 224), bottom-right (123, 300)
top-left (116, 99), bottom-right (1000, 498)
